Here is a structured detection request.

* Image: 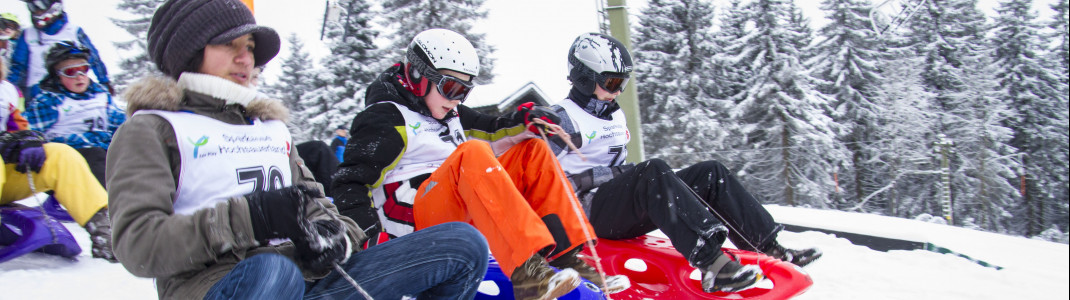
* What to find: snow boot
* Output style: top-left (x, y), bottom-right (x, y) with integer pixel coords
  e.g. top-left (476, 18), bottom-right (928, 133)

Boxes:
top-left (548, 246), bottom-right (630, 294)
top-left (700, 252), bottom-right (763, 293)
top-left (511, 254), bottom-right (581, 300)
top-left (763, 241), bottom-right (821, 267)
top-left (84, 208), bottom-right (118, 263)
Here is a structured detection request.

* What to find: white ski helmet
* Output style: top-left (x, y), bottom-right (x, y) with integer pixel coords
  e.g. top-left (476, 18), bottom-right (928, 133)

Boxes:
top-left (403, 28), bottom-right (480, 97)
top-left (567, 32), bottom-right (633, 95)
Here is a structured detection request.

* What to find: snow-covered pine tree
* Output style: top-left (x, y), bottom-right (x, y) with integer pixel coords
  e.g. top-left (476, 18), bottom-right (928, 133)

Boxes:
top-left (110, 0), bottom-right (167, 91)
top-left (809, 0), bottom-right (885, 210)
top-left (300, 0), bottom-right (380, 141)
top-left (948, 56), bottom-right (1018, 233)
top-left (1053, 0), bottom-right (1070, 85)
top-left (724, 0), bottom-right (846, 207)
top-left (379, 0), bottom-right (495, 84)
top-left (1048, 0), bottom-right (1070, 237)
top-left (711, 0), bottom-right (752, 104)
top-left (785, 1), bottom-right (814, 63)
top-left (902, 0), bottom-right (1018, 227)
top-left (867, 56), bottom-right (941, 218)
top-left (270, 33), bottom-right (317, 141)
top-left (992, 0), bottom-right (1069, 236)
top-left (633, 0), bottom-right (728, 167)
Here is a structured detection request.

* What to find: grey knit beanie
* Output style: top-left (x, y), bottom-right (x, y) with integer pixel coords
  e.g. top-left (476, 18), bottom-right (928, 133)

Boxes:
top-left (147, 0), bottom-right (280, 78)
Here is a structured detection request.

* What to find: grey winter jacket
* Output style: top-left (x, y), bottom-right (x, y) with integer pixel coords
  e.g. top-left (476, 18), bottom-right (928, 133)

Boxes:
top-left (105, 75), bottom-right (365, 299)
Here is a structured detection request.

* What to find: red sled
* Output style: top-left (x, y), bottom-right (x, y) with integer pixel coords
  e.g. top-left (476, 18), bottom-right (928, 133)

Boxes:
top-left (581, 235), bottom-right (812, 299)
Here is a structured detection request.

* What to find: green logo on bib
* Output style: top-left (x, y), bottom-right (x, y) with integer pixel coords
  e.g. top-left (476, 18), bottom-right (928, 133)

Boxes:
top-left (188, 136), bottom-right (209, 158)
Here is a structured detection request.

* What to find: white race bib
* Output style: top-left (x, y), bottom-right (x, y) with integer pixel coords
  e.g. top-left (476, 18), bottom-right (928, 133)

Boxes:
top-left (135, 110), bottom-right (293, 215)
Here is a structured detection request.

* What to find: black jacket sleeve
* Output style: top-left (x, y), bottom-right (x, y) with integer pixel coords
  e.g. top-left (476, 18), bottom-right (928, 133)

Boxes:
top-left (330, 104), bottom-right (406, 236)
top-left (455, 104), bottom-right (527, 138)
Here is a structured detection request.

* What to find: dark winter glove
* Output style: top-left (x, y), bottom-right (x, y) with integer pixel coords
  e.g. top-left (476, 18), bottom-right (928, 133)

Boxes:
top-left (246, 185), bottom-right (317, 244)
top-left (516, 102), bottom-right (562, 135)
top-left (15, 141), bottom-right (45, 173)
top-left (611, 164), bottom-right (636, 177)
top-left (0, 130), bottom-right (47, 163)
top-left (568, 169), bottom-right (597, 193)
top-left (295, 219), bottom-right (351, 274)
top-left (84, 208), bottom-right (118, 263)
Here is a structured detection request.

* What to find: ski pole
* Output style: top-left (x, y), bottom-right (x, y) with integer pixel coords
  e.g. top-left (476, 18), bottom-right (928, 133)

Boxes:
top-left (334, 263), bottom-right (373, 300)
top-left (537, 127), bottom-right (614, 299)
top-left (306, 189), bottom-right (374, 299)
top-left (26, 172), bottom-right (61, 243)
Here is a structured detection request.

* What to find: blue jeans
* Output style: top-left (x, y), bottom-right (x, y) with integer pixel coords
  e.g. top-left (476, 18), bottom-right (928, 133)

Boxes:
top-left (205, 222), bottom-right (489, 300)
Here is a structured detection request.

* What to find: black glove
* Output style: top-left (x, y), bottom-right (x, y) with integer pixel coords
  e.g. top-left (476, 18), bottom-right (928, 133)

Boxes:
top-left (85, 208), bottom-right (119, 263)
top-left (0, 130), bottom-right (47, 163)
top-left (611, 164), bottom-right (636, 177)
top-left (295, 219), bottom-right (350, 274)
top-left (516, 102), bottom-right (562, 135)
top-left (246, 185), bottom-right (315, 244)
top-left (568, 169), bottom-right (596, 193)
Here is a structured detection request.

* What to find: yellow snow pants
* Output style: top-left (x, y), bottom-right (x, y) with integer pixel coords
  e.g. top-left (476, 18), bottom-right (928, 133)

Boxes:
top-left (0, 143), bottom-right (108, 226)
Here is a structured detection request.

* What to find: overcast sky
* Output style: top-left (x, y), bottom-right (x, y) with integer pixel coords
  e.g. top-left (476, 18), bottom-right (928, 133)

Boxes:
top-left (0, 0), bottom-right (1060, 105)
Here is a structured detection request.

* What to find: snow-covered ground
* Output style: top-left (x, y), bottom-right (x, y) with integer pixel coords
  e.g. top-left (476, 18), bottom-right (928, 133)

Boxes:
top-left (3, 204), bottom-right (1067, 299)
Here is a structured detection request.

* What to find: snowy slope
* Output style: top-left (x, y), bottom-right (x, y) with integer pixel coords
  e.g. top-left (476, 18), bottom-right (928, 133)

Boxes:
top-left (3, 204), bottom-right (1067, 299)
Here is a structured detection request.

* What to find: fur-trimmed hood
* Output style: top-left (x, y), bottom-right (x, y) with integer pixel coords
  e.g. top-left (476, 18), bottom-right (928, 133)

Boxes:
top-left (122, 73), bottom-right (289, 122)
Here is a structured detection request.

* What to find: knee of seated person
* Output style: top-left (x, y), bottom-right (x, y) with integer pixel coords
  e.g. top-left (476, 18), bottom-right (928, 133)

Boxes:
top-left (41, 143), bottom-right (82, 162)
top-left (638, 158), bottom-right (672, 173)
top-left (694, 160), bottom-right (731, 175)
top-left (515, 138), bottom-right (550, 150)
top-left (244, 253), bottom-right (303, 283)
top-left (433, 223), bottom-right (489, 255)
top-left (456, 140), bottom-right (492, 154)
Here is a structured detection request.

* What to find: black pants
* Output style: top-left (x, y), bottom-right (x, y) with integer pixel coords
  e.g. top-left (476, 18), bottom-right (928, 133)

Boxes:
top-left (75, 147), bottom-right (107, 189)
top-left (589, 159), bottom-right (780, 265)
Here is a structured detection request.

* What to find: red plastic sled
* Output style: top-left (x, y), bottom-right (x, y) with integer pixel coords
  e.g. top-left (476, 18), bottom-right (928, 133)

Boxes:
top-left (581, 235), bottom-right (812, 299)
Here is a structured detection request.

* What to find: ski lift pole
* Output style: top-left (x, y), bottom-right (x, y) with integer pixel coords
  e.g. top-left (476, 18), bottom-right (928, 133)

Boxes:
top-left (599, 0), bottom-right (644, 163)
top-left (932, 134), bottom-right (954, 224)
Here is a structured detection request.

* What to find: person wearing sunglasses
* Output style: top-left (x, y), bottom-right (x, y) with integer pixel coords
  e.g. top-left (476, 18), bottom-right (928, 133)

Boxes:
top-left (7, 0), bottom-right (113, 103)
top-left (545, 33), bottom-right (823, 293)
top-left (23, 41), bottom-right (124, 190)
top-left (331, 28), bottom-right (629, 299)
top-left (0, 43), bottom-right (115, 264)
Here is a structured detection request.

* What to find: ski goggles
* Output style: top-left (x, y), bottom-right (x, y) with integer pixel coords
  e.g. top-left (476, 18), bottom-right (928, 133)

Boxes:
top-left (58, 63), bottom-right (90, 78)
top-left (425, 72), bottom-right (475, 102)
top-left (435, 74), bottom-right (475, 101)
top-left (595, 72), bottom-right (629, 93)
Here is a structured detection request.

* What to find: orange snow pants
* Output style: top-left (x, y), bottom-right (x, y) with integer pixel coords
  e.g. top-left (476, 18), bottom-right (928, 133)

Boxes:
top-left (414, 139), bottom-right (595, 277)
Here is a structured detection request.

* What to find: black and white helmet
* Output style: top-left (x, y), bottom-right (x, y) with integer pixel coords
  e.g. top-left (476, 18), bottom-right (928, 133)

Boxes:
top-left (403, 28), bottom-right (480, 98)
top-left (567, 32), bottom-right (633, 95)
top-left (22, 0), bottom-right (64, 28)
